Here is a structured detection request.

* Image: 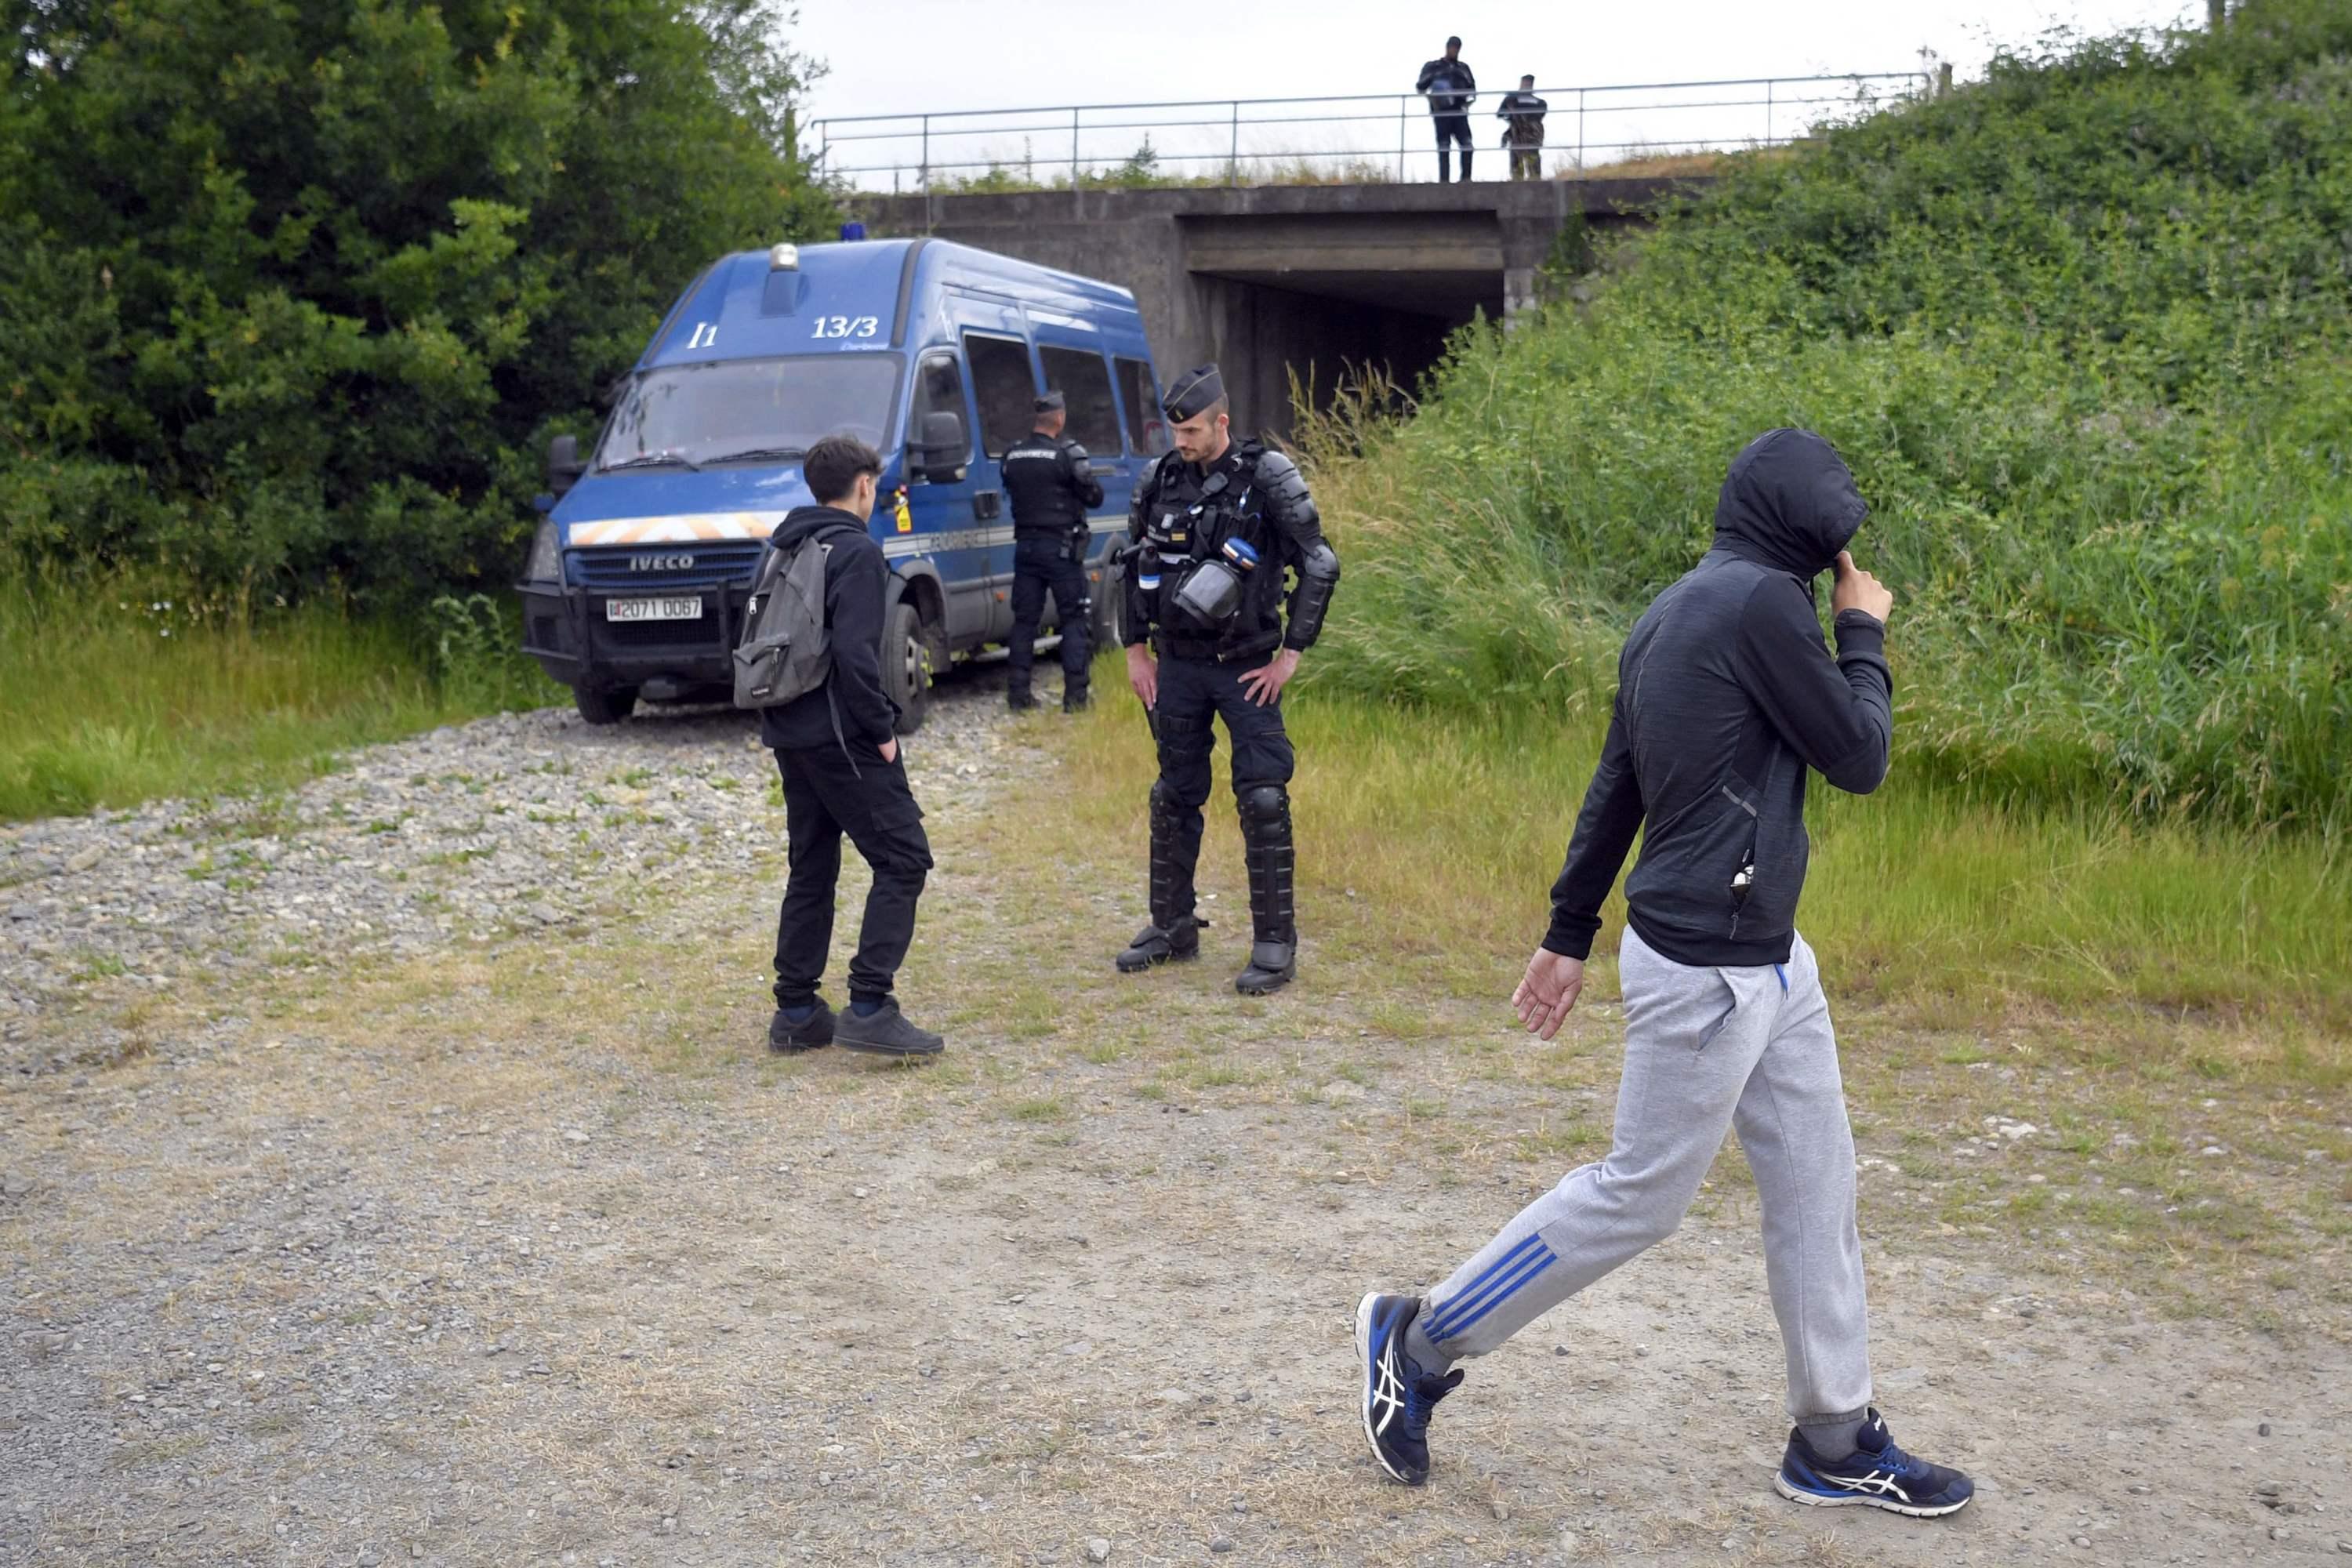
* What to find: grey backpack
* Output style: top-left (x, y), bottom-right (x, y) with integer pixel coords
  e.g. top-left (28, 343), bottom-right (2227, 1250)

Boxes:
top-left (732, 525), bottom-right (855, 709)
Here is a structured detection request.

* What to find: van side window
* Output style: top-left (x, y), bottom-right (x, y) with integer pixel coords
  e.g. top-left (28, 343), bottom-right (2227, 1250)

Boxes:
top-left (1040, 347), bottom-right (1120, 455)
top-left (964, 333), bottom-right (1036, 459)
top-left (1116, 357), bottom-right (1169, 456)
top-left (909, 352), bottom-right (968, 479)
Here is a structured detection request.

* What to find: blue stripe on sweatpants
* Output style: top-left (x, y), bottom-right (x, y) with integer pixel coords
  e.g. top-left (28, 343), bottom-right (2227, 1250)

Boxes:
top-left (1428, 1247), bottom-right (1555, 1344)
top-left (1420, 1232), bottom-right (1547, 1339)
top-left (1424, 1233), bottom-right (1556, 1343)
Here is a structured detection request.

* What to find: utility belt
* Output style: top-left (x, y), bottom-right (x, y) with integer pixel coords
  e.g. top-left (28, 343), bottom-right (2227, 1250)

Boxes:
top-left (1152, 628), bottom-right (1281, 665)
top-left (1014, 521), bottom-right (1091, 559)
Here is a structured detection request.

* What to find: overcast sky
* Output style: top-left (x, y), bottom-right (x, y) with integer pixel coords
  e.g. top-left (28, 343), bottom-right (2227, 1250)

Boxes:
top-left (797, 0), bottom-right (2200, 125)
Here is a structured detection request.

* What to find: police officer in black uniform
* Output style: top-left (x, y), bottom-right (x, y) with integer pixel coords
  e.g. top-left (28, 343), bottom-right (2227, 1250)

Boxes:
top-left (1000, 390), bottom-right (1105, 712)
top-left (1115, 364), bottom-right (1340, 996)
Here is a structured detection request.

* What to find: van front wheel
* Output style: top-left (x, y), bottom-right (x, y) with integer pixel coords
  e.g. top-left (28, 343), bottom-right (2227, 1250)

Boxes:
top-left (882, 597), bottom-right (940, 735)
top-left (572, 684), bottom-right (639, 725)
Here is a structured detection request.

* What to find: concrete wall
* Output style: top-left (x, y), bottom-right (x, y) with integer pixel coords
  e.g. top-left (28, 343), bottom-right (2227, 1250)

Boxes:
top-left (851, 178), bottom-right (1699, 439)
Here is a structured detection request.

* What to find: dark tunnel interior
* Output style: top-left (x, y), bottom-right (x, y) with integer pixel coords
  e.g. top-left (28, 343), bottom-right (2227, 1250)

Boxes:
top-left (1189, 271), bottom-right (1503, 441)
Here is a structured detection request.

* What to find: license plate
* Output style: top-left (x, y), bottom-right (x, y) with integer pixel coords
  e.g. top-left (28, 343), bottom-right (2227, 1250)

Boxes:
top-left (604, 597), bottom-right (702, 622)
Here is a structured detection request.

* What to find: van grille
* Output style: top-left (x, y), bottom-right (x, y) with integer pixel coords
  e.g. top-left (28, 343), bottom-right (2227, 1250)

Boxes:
top-left (572, 540), bottom-right (764, 592)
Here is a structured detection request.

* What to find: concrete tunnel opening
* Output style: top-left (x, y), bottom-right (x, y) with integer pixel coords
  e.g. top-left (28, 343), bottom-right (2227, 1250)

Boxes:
top-left (851, 180), bottom-right (1686, 448)
top-left (1187, 270), bottom-right (1501, 441)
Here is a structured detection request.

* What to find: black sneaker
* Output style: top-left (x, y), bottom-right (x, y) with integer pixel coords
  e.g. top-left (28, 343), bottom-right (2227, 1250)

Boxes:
top-left (834, 1000), bottom-right (944, 1058)
top-left (768, 1000), bottom-right (835, 1053)
top-left (1353, 1291), bottom-right (1464, 1486)
top-left (1776, 1410), bottom-right (1974, 1517)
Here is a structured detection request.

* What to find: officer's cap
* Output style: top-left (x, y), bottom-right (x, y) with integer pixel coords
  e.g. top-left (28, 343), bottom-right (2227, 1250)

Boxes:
top-left (1033, 390), bottom-right (1065, 414)
top-left (1161, 363), bottom-right (1225, 423)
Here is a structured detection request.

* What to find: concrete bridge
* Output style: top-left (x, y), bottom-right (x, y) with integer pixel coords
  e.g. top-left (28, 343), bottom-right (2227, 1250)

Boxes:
top-left (852, 178), bottom-right (1701, 439)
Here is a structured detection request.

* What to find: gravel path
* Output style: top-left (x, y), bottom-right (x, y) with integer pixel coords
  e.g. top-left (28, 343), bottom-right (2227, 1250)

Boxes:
top-left (0, 680), bottom-right (1013, 1080)
top-left (3, 668), bottom-right (2347, 1567)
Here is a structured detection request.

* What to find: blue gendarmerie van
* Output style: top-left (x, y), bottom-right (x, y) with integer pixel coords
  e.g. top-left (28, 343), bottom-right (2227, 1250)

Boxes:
top-left (517, 237), bottom-right (1167, 730)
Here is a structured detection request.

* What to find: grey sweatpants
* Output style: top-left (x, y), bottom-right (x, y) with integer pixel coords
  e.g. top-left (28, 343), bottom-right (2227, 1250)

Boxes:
top-left (1407, 927), bottom-right (1871, 1425)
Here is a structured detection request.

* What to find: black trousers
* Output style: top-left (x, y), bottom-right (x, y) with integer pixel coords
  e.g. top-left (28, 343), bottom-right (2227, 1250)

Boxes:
top-left (1432, 114), bottom-right (1474, 180)
top-left (1007, 535), bottom-right (1091, 694)
top-left (1149, 655), bottom-right (1295, 913)
top-left (771, 743), bottom-right (932, 1007)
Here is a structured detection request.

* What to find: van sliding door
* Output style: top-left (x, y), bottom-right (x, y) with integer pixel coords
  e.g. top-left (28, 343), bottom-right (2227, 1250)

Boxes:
top-left (959, 325), bottom-right (1040, 644)
top-left (1038, 343), bottom-right (1136, 558)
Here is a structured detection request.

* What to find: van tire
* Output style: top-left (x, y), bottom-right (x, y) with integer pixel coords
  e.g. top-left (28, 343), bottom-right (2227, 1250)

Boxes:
top-left (1091, 559), bottom-right (1122, 650)
top-left (572, 684), bottom-right (638, 726)
top-left (883, 597), bottom-right (940, 735)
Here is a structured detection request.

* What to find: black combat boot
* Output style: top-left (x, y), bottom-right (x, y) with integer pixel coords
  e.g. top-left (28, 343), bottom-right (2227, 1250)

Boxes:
top-left (1007, 684), bottom-right (1038, 712)
top-left (1116, 781), bottom-right (1204, 971)
top-left (1062, 680), bottom-right (1091, 714)
top-left (1234, 782), bottom-right (1298, 995)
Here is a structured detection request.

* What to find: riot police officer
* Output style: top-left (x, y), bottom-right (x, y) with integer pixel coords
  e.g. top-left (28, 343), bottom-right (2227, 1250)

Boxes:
top-left (1000, 391), bottom-right (1105, 712)
top-left (1115, 364), bottom-right (1341, 996)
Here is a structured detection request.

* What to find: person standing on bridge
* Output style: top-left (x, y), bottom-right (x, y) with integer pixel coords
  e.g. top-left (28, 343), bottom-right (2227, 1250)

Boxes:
top-left (1416, 36), bottom-right (1479, 182)
top-left (1000, 390), bottom-right (1105, 713)
top-left (1115, 364), bottom-right (1340, 996)
top-left (1352, 430), bottom-right (1976, 1521)
top-left (1497, 74), bottom-right (1548, 180)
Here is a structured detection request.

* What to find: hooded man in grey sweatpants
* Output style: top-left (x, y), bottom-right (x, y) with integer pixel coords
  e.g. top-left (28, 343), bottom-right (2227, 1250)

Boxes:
top-left (1355, 430), bottom-right (1976, 1517)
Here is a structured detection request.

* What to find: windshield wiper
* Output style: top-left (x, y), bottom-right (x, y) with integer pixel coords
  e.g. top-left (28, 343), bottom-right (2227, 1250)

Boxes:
top-left (601, 452), bottom-right (701, 472)
top-left (701, 446), bottom-right (807, 466)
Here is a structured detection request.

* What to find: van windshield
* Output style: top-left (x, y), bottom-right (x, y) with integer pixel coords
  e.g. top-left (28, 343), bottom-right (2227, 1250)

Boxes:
top-left (595, 355), bottom-right (902, 471)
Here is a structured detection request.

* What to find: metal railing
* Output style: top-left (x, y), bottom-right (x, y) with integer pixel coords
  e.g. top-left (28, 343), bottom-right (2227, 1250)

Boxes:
top-left (809, 72), bottom-right (1929, 199)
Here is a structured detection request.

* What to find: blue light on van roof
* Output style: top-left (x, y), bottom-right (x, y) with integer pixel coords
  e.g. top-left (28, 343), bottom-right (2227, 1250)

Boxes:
top-left (769, 243), bottom-right (800, 270)
top-left (839, 221), bottom-right (866, 241)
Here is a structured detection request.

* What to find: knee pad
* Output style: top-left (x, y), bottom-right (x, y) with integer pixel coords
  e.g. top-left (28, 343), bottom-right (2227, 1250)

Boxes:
top-left (1236, 782), bottom-right (1290, 837)
top-left (1149, 778), bottom-right (1185, 824)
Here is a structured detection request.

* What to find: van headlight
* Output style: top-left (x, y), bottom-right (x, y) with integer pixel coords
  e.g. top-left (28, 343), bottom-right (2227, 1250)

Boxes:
top-left (525, 520), bottom-right (561, 583)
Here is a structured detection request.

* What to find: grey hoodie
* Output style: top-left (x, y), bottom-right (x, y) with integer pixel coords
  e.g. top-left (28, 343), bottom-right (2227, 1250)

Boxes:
top-left (1543, 429), bottom-right (1893, 968)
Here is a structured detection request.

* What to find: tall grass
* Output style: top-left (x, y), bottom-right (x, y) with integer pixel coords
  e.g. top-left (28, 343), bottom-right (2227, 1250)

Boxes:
top-left (1298, 2), bottom-right (2352, 830)
top-left (1059, 672), bottom-right (2352, 1059)
top-left (0, 569), bottom-right (557, 820)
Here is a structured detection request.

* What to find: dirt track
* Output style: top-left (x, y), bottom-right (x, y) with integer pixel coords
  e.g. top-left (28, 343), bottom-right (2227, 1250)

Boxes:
top-left (5, 674), bottom-right (2347, 1566)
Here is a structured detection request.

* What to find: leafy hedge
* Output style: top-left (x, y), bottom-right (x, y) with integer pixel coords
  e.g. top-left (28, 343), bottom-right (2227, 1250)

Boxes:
top-left (0, 0), bottom-right (835, 604)
top-left (1309, 0), bottom-right (2352, 826)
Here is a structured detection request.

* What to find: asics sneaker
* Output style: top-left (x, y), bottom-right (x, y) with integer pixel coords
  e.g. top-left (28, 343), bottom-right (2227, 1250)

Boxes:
top-left (1776, 1410), bottom-right (1974, 1517)
top-left (1353, 1291), bottom-right (1464, 1486)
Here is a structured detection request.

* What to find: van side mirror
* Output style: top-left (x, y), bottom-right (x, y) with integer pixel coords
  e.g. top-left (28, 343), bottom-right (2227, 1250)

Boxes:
top-left (548, 434), bottom-right (585, 496)
top-left (911, 411), bottom-right (968, 484)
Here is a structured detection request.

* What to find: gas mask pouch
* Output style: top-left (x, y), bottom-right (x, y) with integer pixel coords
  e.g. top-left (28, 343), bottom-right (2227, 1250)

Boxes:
top-left (1167, 557), bottom-right (1243, 631)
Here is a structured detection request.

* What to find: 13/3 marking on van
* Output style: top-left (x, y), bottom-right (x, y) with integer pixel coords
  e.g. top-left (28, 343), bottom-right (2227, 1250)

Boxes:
top-left (811, 315), bottom-right (880, 339)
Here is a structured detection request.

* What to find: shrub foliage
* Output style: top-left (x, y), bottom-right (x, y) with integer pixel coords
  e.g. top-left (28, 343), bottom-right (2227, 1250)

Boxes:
top-left (0, 0), bottom-right (835, 602)
top-left (1308, 0), bottom-right (2352, 826)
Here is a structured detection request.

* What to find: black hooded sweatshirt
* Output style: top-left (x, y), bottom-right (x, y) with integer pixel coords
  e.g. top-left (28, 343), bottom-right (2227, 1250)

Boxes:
top-left (756, 505), bottom-right (899, 755)
top-left (1543, 430), bottom-right (1893, 968)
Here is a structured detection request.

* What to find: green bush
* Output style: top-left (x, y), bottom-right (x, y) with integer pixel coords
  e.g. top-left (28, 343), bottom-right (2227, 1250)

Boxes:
top-left (0, 566), bottom-right (559, 820)
top-left (0, 0), bottom-right (837, 608)
top-left (1307, 0), bottom-right (2352, 828)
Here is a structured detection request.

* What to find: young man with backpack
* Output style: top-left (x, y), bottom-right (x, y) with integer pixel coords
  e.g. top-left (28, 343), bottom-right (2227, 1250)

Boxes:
top-left (1353, 430), bottom-right (1973, 1518)
top-left (749, 434), bottom-right (943, 1059)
